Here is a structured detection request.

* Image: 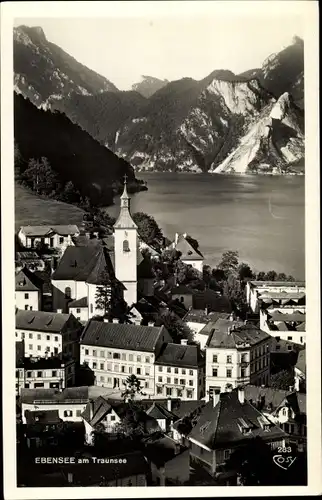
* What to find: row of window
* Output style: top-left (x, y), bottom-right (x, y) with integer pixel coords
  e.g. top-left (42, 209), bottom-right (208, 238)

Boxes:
top-left (157, 376), bottom-right (194, 386)
top-left (85, 361), bottom-right (150, 376)
top-left (83, 348), bottom-right (151, 364)
top-left (98, 376), bottom-right (150, 388)
top-left (26, 345), bottom-right (60, 354)
top-left (16, 369), bottom-right (64, 378)
top-left (212, 368), bottom-right (233, 378)
top-left (157, 366), bottom-right (194, 375)
top-left (17, 332), bottom-right (60, 342)
top-left (156, 386), bottom-right (194, 398)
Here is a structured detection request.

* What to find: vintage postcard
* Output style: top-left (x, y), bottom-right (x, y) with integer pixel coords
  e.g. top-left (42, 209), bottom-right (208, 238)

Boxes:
top-left (1, 1), bottom-right (321, 498)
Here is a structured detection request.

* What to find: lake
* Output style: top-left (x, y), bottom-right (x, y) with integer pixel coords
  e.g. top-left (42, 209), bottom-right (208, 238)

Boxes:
top-left (106, 173), bottom-right (305, 280)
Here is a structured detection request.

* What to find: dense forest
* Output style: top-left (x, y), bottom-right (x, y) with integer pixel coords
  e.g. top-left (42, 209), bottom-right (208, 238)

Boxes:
top-left (14, 93), bottom-right (143, 207)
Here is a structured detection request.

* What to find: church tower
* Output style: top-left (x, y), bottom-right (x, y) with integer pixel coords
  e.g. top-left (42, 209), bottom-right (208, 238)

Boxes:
top-left (113, 176), bottom-right (138, 307)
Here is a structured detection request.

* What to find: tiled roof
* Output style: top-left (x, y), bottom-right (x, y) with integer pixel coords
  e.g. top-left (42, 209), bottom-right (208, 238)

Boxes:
top-left (295, 349), bottom-right (306, 375)
top-left (25, 409), bottom-right (61, 425)
top-left (155, 343), bottom-right (204, 368)
top-left (189, 391), bottom-right (286, 449)
top-left (21, 386), bottom-right (90, 404)
top-left (206, 323), bottom-right (270, 349)
top-left (243, 385), bottom-right (291, 411)
top-left (18, 356), bottom-right (73, 370)
top-left (80, 320), bottom-right (168, 352)
top-left (183, 309), bottom-right (229, 324)
top-left (51, 245), bottom-right (115, 285)
top-left (81, 396), bottom-right (113, 427)
top-left (16, 251), bottom-right (42, 260)
top-left (198, 315), bottom-right (234, 337)
top-left (20, 225), bottom-right (80, 236)
top-left (15, 267), bottom-right (43, 291)
top-left (15, 309), bottom-right (74, 333)
top-left (68, 297), bottom-right (88, 308)
top-left (192, 290), bottom-right (232, 313)
top-left (146, 402), bottom-right (177, 421)
top-left (141, 399), bottom-right (205, 420)
top-left (174, 235), bottom-right (204, 260)
top-left (276, 392), bottom-right (306, 416)
top-left (269, 312), bottom-right (306, 322)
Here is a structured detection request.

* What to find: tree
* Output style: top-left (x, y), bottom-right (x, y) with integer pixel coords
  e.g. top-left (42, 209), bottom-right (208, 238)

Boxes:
top-left (265, 270), bottom-right (278, 281)
top-left (95, 268), bottom-right (112, 317)
top-left (132, 212), bottom-right (163, 247)
top-left (22, 157), bottom-right (59, 196)
top-left (59, 180), bottom-right (81, 204)
top-left (270, 369), bottom-right (294, 390)
top-left (217, 250), bottom-right (239, 276)
top-left (157, 310), bottom-right (194, 344)
top-left (223, 277), bottom-right (248, 319)
top-left (237, 262), bottom-right (254, 281)
top-left (121, 374), bottom-right (145, 402)
top-left (93, 209), bottom-right (116, 230)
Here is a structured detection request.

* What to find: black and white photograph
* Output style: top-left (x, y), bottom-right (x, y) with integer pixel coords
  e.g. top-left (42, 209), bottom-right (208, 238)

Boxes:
top-left (1, 1), bottom-right (321, 497)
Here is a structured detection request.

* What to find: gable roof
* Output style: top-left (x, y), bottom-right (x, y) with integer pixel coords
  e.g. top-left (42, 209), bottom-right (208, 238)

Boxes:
top-left (51, 245), bottom-right (115, 285)
top-left (155, 343), bottom-right (204, 368)
top-left (68, 297), bottom-right (88, 308)
top-left (15, 267), bottom-right (43, 291)
top-left (20, 225), bottom-right (80, 237)
top-left (174, 234), bottom-right (204, 260)
top-left (15, 309), bottom-right (75, 333)
top-left (189, 391), bottom-right (286, 450)
top-left (146, 402), bottom-right (178, 421)
top-left (295, 349), bottom-right (306, 375)
top-left (81, 396), bottom-right (114, 427)
top-left (80, 320), bottom-right (168, 352)
top-left (206, 322), bottom-right (270, 349)
top-left (275, 391), bottom-right (306, 416)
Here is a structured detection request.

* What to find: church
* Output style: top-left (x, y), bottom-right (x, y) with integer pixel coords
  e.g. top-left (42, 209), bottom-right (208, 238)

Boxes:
top-left (51, 179), bottom-right (154, 322)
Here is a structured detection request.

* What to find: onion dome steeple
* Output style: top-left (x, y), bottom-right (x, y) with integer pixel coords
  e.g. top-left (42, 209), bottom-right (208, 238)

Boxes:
top-left (113, 174), bottom-right (137, 229)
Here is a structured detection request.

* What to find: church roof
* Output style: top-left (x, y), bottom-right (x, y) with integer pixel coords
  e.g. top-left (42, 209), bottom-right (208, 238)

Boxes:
top-left (113, 181), bottom-right (137, 229)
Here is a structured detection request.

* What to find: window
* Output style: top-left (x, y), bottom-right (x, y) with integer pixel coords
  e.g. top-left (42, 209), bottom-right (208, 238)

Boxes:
top-left (128, 367), bottom-right (133, 374)
top-left (65, 287), bottom-right (71, 299)
top-left (24, 293), bottom-right (29, 299)
top-left (224, 449), bottom-right (230, 460)
top-left (93, 350), bottom-right (97, 357)
top-left (37, 334), bottom-right (41, 340)
top-left (100, 376), bottom-right (105, 382)
top-left (128, 354), bottom-right (133, 361)
top-left (54, 336), bottom-right (59, 342)
top-left (34, 382), bottom-right (44, 388)
top-left (59, 237), bottom-right (64, 244)
top-left (180, 379), bottom-right (185, 385)
top-left (241, 354), bottom-right (247, 362)
top-left (37, 345), bottom-right (41, 351)
top-left (76, 308), bottom-right (81, 314)
top-left (90, 304), bottom-right (93, 314)
top-left (300, 337), bottom-right (303, 343)
top-left (276, 345), bottom-right (281, 351)
top-left (182, 369), bottom-right (186, 375)
top-left (166, 387), bottom-right (172, 396)
top-left (107, 351), bottom-right (112, 359)
top-left (287, 346), bottom-right (292, 351)
top-left (54, 347), bottom-right (58, 355)
top-left (177, 389), bottom-right (183, 397)
top-left (137, 368), bottom-right (141, 375)
top-left (157, 386), bottom-right (163, 394)
top-left (287, 336), bottom-right (293, 341)
top-left (26, 371), bottom-right (32, 378)
top-left (123, 240), bottom-right (130, 252)
top-left (158, 366), bottom-right (163, 372)
top-left (167, 377), bottom-right (171, 383)
top-left (213, 354), bottom-right (218, 363)
top-left (100, 363), bottom-right (104, 370)
top-left (137, 355), bottom-right (141, 362)
top-left (110, 415), bottom-right (116, 421)
top-left (107, 377), bottom-right (112, 384)
top-left (25, 305), bottom-right (29, 310)
top-left (226, 369), bottom-right (232, 378)
top-left (121, 366), bottom-right (125, 373)
top-left (189, 380), bottom-right (193, 386)
top-left (121, 353), bottom-right (126, 360)
top-left (29, 333), bottom-right (33, 339)
top-left (212, 368), bottom-right (218, 377)
top-left (30, 306), bottom-right (33, 311)
top-left (52, 370), bottom-right (57, 377)
top-left (93, 362), bottom-right (97, 369)
top-left (29, 344), bottom-right (33, 350)
top-left (186, 390), bottom-right (193, 399)
top-left (241, 368), bottom-right (246, 378)
top-left (227, 355), bottom-right (232, 363)
top-left (174, 378), bottom-right (178, 384)
top-left (189, 370), bottom-right (193, 376)
top-left (113, 353), bottom-right (121, 360)
top-left (63, 410), bottom-right (73, 417)
top-left (114, 365), bottom-right (119, 372)
top-left (174, 368), bottom-right (178, 374)
top-left (145, 368), bottom-right (150, 376)
top-left (46, 335), bottom-right (50, 341)
top-left (106, 363), bottom-right (112, 371)
top-left (158, 376), bottom-right (162, 382)
top-left (167, 367), bottom-right (171, 373)
top-left (276, 336), bottom-right (280, 342)
top-left (76, 410), bottom-right (82, 417)
top-left (145, 357), bottom-right (150, 363)
top-left (37, 371), bottom-right (42, 377)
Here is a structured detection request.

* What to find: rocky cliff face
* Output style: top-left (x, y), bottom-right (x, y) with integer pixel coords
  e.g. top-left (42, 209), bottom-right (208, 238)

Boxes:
top-left (14, 25), bottom-right (118, 108)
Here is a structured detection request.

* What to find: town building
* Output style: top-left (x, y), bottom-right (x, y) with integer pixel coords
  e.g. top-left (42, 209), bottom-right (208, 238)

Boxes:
top-left (246, 280), bottom-right (305, 313)
top-left (205, 319), bottom-right (271, 396)
top-left (260, 308), bottom-right (306, 345)
top-left (15, 267), bottom-right (43, 311)
top-left (182, 309), bottom-right (230, 336)
top-left (195, 313), bottom-right (233, 349)
top-left (16, 354), bottom-right (76, 394)
top-left (170, 285), bottom-right (194, 309)
top-left (169, 233), bottom-right (204, 272)
top-left (24, 409), bottom-right (63, 449)
top-left (18, 225), bottom-right (80, 250)
top-left (15, 309), bottom-right (83, 360)
top-left (15, 251), bottom-right (45, 272)
top-left (187, 388), bottom-right (287, 478)
top-left (269, 392), bottom-right (307, 451)
top-left (294, 349), bottom-right (306, 392)
top-left (154, 341), bottom-right (205, 400)
top-left (80, 320), bottom-right (172, 395)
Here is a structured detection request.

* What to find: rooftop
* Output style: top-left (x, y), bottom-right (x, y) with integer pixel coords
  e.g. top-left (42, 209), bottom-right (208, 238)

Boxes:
top-left (17, 355), bottom-right (74, 370)
top-left (206, 323), bottom-right (270, 349)
top-left (20, 225), bottom-right (80, 236)
top-left (15, 267), bottom-right (43, 291)
top-left (183, 309), bottom-right (230, 324)
top-left (242, 385), bottom-right (292, 411)
top-left (295, 349), bottom-right (306, 375)
top-left (16, 251), bottom-right (43, 260)
top-left (249, 281), bottom-right (305, 288)
top-left (174, 234), bottom-right (204, 260)
top-left (80, 320), bottom-right (168, 352)
top-left (25, 409), bottom-right (61, 426)
top-left (15, 309), bottom-right (75, 333)
top-left (143, 434), bottom-right (187, 467)
top-left (189, 391), bottom-right (286, 449)
top-left (68, 297), bottom-right (88, 308)
top-left (155, 343), bottom-right (204, 368)
top-left (141, 399), bottom-right (205, 420)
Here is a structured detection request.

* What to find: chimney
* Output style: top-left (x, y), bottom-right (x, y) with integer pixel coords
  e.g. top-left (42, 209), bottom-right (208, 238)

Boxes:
top-left (148, 321), bottom-right (155, 327)
top-left (213, 392), bottom-right (220, 407)
top-left (181, 339), bottom-right (188, 346)
top-left (103, 317), bottom-right (109, 323)
top-left (238, 387), bottom-right (245, 404)
top-left (174, 232), bottom-right (179, 245)
top-left (167, 398), bottom-right (172, 412)
top-left (112, 318), bottom-right (119, 324)
top-left (57, 308), bottom-right (62, 314)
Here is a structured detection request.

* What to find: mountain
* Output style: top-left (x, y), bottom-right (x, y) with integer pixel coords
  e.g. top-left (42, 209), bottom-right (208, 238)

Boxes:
top-left (14, 25), bottom-right (118, 107)
top-left (131, 75), bottom-right (169, 98)
top-left (210, 92), bottom-right (304, 174)
top-left (14, 93), bottom-right (139, 207)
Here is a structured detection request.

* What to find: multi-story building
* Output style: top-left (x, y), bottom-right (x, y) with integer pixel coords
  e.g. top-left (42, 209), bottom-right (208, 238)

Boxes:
top-left (260, 308), bottom-right (306, 345)
top-left (16, 354), bottom-right (76, 394)
top-left (169, 233), bottom-right (204, 272)
top-left (15, 309), bottom-right (83, 360)
top-left (80, 320), bottom-right (172, 395)
top-left (246, 280), bottom-right (305, 313)
top-left (17, 224), bottom-right (80, 250)
top-left (15, 267), bottom-right (43, 311)
top-left (154, 340), bottom-right (205, 400)
top-left (205, 319), bottom-right (271, 396)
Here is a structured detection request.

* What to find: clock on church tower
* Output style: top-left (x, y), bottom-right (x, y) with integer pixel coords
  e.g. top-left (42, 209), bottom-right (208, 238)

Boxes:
top-left (113, 176), bottom-right (138, 307)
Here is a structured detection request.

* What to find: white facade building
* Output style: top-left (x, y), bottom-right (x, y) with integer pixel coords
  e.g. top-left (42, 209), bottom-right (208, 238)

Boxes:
top-left (16, 356), bottom-right (76, 394)
top-left (15, 268), bottom-right (43, 311)
top-left (259, 308), bottom-right (306, 345)
top-left (18, 225), bottom-right (80, 250)
top-left (170, 233), bottom-right (204, 272)
top-left (246, 281), bottom-right (306, 313)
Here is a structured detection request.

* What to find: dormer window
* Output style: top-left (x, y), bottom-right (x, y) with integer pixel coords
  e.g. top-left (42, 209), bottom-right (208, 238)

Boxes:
top-left (123, 240), bottom-right (130, 252)
top-left (237, 417), bottom-right (252, 435)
